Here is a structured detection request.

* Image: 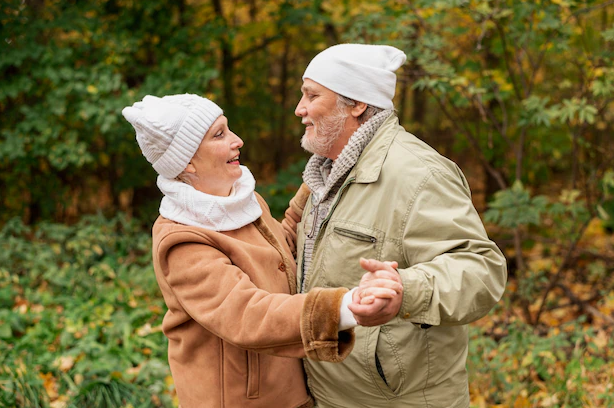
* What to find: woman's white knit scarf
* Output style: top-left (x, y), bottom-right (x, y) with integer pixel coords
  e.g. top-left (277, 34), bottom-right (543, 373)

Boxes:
top-left (157, 165), bottom-right (262, 231)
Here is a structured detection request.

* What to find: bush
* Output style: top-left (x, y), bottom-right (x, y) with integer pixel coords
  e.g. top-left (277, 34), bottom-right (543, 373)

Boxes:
top-left (0, 214), bottom-right (174, 407)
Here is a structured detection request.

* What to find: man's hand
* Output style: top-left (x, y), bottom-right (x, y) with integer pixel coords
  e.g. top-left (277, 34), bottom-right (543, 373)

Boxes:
top-left (348, 258), bottom-right (403, 326)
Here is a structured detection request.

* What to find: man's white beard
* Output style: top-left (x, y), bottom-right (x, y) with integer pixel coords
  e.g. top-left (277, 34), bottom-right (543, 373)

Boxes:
top-left (301, 109), bottom-right (348, 157)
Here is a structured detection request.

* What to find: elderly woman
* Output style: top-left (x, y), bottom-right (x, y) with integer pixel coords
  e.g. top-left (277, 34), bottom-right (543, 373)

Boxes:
top-left (122, 94), bottom-right (400, 408)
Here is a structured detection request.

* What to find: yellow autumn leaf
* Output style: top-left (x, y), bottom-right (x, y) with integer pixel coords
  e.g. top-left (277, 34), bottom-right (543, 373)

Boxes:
top-left (521, 353), bottom-right (534, 367)
top-left (86, 85), bottom-right (98, 94)
top-left (40, 372), bottom-right (59, 400)
top-left (54, 355), bottom-right (75, 372)
top-left (513, 394), bottom-right (531, 408)
top-left (593, 330), bottom-right (609, 349)
top-left (472, 394), bottom-right (487, 408)
top-left (50, 395), bottom-right (69, 408)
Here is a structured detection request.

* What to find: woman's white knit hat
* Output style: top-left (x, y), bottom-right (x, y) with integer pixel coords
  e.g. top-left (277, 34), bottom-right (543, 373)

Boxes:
top-left (302, 44), bottom-right (407, 110)
top-left (122, 94), bottom-right (223, 179)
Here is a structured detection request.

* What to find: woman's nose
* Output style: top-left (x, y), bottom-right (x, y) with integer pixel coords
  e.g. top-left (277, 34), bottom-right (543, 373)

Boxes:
top-left (234, 134), bottom-right (244, 148)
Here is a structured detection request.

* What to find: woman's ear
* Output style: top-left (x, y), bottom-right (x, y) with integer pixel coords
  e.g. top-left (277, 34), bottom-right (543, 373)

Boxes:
top-left (351, 102), bottom-right (368, 118)
top-left (184, 162), bottom-right (197, 174)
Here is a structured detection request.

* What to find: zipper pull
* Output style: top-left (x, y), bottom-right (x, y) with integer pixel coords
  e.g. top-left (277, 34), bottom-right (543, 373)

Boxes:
top-left (307, 203), bottom-right (319, 239)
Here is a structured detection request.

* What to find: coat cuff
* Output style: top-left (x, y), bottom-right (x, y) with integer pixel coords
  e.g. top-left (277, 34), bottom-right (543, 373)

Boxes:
top-left (300, 287), bottom-right (355, 362)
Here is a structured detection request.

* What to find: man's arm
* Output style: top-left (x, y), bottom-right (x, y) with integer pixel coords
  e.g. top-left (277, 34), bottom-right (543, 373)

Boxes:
top-left (394, 171), bottom-right (507, 326)
top-left (351, 171), bottom-right (507, 327)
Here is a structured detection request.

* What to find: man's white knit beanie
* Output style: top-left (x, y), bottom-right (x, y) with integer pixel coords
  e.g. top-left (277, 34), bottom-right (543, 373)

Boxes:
top-left (122, 94), bottom-right (223, 179)
top-left (302, 44), bottom-right (407, 110)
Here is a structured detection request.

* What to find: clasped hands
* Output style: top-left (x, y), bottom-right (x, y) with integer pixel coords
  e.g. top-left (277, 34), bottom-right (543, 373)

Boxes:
top-left (348, 258), bottom-right (403, 326)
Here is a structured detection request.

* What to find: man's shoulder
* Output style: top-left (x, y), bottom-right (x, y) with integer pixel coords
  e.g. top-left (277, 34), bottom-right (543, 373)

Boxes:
top-left (379, 125), bottom-right (468, 190)
top-left (386, 128), bottom-right (449, 169)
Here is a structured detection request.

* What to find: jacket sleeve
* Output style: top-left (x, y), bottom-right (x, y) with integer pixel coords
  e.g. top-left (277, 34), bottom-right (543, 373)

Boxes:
top-left (281, 183), bottom-right (311, 257)
top-left (396, 169), bottom-right (507, 326)
top-left (162, 240), bottom-right (353, 361)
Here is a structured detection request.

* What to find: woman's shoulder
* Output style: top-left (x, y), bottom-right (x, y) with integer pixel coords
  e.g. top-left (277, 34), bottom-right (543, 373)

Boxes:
top-left (152, 216), bottom-right (219, 247)
top-left (253, 191), bottom-right (271, 213)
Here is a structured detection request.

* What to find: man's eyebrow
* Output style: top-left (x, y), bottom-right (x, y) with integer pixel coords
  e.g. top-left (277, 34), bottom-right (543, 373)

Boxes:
top-left (301, 85), bottom-right (316, 93)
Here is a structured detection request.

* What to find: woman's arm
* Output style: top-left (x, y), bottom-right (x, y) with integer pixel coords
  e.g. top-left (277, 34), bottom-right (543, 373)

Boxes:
top-left (281, 183), bottom-right (310, 256)
top-left (163, 241), bottom-right (352, 362)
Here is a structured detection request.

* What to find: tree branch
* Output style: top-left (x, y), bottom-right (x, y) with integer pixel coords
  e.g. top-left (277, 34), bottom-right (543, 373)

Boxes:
top-left (232, 35), bottom-right (283, 64)
top-left (534, 216), bottom-right (593, 325)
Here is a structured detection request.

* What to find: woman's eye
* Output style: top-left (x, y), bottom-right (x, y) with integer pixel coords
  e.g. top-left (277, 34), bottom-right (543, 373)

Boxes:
top-left (214, 131), bottom-right (223, 138)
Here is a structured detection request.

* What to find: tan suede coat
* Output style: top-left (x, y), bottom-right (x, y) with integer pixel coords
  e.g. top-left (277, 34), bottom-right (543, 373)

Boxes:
top-left (152, 193), bottom-right (352, 408)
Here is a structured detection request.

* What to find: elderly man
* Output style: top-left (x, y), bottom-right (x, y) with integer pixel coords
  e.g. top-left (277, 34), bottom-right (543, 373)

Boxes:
top-left (291, 44), bottom-right (507, 408)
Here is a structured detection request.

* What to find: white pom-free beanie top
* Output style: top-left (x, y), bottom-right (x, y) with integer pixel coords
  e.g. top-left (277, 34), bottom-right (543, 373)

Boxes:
top-left (122, 94), bottom-right (223, 179)
top-left (302, 44), bottom-right (407, 110)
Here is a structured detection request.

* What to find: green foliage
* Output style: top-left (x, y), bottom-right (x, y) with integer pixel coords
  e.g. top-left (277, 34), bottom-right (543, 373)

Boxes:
top-left (469, 315), bottom-right (614, 407)
top-left (484, 180), bottom-right (549, 229)
top-left (2, 0), bottom-right (613, 225)
top-left (0, 0), bottom-right (220, 222)
top-left (256, 159), bottom-right (307, 220)
top-left (0, 361), bottom-right (50, 408)
top-left (70, 377), bottom-right (154, 408)
top-left (597, 170), bottom-right (614, 231)
top-left (0, 214), bottom-right (172, 407)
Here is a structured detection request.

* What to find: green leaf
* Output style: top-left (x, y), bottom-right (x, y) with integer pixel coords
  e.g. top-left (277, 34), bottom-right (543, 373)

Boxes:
top-left (0, 322), bottom-right (12, 339)
top-left (602, 27), bottom-right (614, 42)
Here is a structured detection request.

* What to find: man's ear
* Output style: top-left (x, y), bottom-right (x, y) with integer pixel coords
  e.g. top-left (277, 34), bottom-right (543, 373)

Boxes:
top-left (184, 162), bottom-right (196, 174)
top-left (350, 102), bottom-right (368, 118)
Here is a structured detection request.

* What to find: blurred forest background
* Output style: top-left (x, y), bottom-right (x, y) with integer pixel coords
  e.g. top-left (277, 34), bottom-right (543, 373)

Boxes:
top-left (1, 0), bottom-right (614, 407)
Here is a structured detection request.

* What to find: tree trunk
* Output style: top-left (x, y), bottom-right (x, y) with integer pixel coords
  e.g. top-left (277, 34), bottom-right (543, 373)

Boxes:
top-left (212, 0), bottom-right (235, 109)
top-left (275, 38), bottom-right (292, 172)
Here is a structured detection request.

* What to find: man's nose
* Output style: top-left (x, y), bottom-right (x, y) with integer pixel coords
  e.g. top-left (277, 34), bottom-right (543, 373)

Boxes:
top-left (295, 97), bottom-right (306, 117)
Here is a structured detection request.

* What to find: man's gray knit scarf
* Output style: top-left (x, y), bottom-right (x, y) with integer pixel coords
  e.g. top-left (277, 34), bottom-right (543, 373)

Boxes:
top-left (302, 109), bottom-right (392, 280)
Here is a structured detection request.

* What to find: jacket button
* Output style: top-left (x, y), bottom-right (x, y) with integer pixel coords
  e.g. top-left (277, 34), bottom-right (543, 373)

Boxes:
top-left (404, 313), bottom-right (411, 319)
top-left (279, 262), bottom-right (286, 272)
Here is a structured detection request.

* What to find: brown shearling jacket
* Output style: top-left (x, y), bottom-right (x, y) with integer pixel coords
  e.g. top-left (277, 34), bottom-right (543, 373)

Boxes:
top-left (152, 193), bottom-right (353, 408)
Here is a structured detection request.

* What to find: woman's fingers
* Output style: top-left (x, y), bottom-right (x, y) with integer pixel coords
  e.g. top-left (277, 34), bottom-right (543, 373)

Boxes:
top-left (359, 287), bottom-right (397, 300)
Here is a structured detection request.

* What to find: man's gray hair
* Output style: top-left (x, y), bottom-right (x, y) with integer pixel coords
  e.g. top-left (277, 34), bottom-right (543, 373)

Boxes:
top-left (336, 95), bottom-right (384, 124)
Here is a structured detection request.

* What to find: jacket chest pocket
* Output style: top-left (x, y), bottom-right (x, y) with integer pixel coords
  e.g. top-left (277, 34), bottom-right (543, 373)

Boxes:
top-left (318, 222), bottom-right (384, 289)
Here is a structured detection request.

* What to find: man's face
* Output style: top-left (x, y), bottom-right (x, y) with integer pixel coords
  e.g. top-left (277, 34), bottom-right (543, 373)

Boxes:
top-left (295, 79), bottom-right (349, 159)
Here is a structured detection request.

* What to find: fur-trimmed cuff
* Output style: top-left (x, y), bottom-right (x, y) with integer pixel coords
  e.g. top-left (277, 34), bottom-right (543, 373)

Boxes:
top-left (300, 287), bottom-right (355, 362)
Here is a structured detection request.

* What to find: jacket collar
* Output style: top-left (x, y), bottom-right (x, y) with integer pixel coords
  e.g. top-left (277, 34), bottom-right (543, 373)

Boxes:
top-left (349, 113), bottom-right (400, 184)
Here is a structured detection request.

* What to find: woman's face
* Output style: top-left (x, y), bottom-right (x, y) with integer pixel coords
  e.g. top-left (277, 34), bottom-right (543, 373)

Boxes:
top-left (185, 115), bottom-right (244, 196)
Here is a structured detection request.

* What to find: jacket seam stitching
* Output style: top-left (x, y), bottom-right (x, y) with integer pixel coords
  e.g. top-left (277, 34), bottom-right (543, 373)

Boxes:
top-left (400, 172), bottom-right (433, 267)
top-left (400, 172), bottom-right (434, 321)
top-left (422, 329), bottom-right (432, 407)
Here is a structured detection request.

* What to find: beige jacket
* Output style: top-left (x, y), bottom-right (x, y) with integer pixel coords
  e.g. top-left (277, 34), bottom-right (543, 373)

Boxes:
top-left (296, 115), bottom-right (507, 408)
top-left (152, 193), bottom-right (353, 408)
